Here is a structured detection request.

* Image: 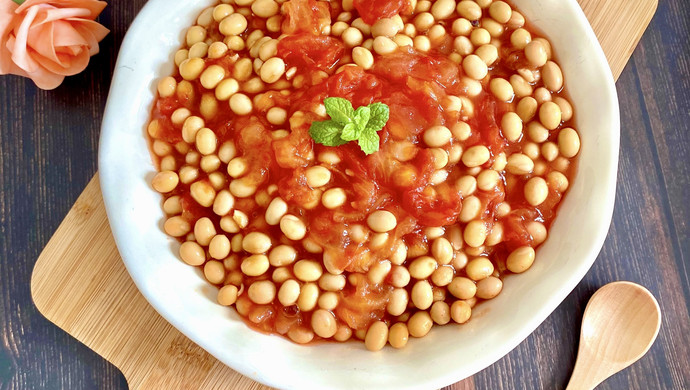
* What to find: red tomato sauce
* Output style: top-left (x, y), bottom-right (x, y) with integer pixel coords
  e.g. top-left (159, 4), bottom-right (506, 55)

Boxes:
top-left (147, 0), bottom-right (579, 344)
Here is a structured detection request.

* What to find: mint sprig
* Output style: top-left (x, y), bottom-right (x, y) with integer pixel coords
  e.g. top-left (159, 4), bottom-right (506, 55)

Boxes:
top-left (309, 97), bottom-right (389, 155)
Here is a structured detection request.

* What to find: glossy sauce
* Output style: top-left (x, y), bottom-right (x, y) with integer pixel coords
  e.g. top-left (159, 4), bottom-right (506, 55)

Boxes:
top-left (148, 0), bottom-right (578, 344)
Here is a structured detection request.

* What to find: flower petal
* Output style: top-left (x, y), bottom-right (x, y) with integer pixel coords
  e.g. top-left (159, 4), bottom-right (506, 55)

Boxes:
top-left (17, 0), bottom-right (107, 19)
top-left (33, 45), bottom-right (90, 76)
top-left (26, 20), bottom-right (58, 63)
top-left (69, 18), bottom-right (109, 41)
top-left (10, 5), bottom-right (41, 73)
top-left (25, 66), bottom-right (66, 89)
top-left (51, 19), bottom-right (89, 48)
top-left (71, 19), bottom-right (109, 55)
top-left (34, 7), bottom-right (92, 25)
top-left (2, 38), bottom-right (32, 78)
top-left (72, 24), bottom-right (98, 55)
top-left (0, 0), bottom-right (20, 74)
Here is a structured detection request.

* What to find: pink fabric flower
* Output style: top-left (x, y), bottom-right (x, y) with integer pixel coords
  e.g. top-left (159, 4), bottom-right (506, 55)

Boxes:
top-left (0, 0), bottom-right (109, 89)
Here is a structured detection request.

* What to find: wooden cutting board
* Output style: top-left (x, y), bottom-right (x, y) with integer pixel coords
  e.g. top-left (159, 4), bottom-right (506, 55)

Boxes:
top-left (31, 1), bottom-right (657, 389)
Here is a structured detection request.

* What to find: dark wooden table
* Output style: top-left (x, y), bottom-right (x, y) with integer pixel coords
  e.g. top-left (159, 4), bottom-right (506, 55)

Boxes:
top-left (1, 1), bottom-right (688, 389)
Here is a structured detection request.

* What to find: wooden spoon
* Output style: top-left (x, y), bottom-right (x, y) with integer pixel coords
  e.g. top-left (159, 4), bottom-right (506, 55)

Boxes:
top-left (566, 281), bottom-right (661, 390)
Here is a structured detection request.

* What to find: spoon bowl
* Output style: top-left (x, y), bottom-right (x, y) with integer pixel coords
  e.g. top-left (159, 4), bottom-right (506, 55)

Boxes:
top-left (566, 281), bottom-right (661, 390)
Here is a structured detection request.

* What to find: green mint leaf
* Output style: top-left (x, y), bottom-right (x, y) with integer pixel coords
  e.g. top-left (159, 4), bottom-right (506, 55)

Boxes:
top-left (341, 107), bottom-right (370, 141)
top-left (340, 122), bottom-right (360, 141)
top-left (353, 106), bottom-right (371, 130)
top-left (365, 102), bottom-right (389, 132)
top-left (358, 128), bottom-right (380, 155)
top-left (324, 97), bottom-right (354, 125)
top-left (309, 120), bottom-right (347, 147)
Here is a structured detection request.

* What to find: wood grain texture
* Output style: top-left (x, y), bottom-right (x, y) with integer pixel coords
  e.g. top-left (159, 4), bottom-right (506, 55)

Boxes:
top-left (2, 0), bottom-right (688, 390)
top-left (565, 282), bottom-right (661, 390)
top-left (580, 0), bottom-right (657, 76)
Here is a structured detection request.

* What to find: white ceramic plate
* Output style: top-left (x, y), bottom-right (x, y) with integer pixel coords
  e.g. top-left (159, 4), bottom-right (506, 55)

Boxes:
top-left (99, 1), bottom-right (619, 388)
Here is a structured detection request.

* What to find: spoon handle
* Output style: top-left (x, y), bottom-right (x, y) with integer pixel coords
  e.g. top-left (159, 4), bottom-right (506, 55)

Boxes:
top-left (565, 336), bottom-right (623, 390)
top-left (564, 360), bottom-right (603, 390)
